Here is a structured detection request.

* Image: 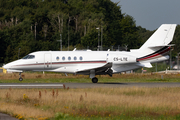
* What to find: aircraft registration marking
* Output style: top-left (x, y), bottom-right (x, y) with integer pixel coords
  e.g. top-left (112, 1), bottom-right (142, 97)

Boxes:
top-left (113, 57), bottom-right (128, 61)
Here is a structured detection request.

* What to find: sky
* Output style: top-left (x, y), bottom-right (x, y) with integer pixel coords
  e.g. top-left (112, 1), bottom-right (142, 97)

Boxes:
top-left (111, 0), bottom-right (180, 30)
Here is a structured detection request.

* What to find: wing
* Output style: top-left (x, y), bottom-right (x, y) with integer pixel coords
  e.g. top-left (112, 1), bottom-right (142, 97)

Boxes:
top-left (77, 62), bottom-right (113, 76)
top-left (6, 69), bottom-right (23, 73)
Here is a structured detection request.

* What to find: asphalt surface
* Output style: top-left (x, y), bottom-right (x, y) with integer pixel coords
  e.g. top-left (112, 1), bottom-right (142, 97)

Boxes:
top-left (0, 113), bottom-right (18, 120)
top-left (1, 82), bottom-right (180, 89)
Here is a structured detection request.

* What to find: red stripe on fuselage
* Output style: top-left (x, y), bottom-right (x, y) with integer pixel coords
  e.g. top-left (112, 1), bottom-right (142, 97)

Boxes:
top-left (137, 47), bottom-right (170, 61)
top-left (15, 61), bottom-right (107, 66)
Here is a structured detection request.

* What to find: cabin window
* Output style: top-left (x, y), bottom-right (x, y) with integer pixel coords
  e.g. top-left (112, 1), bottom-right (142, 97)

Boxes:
top-left (79, 56), bottom-right (83, 60)
top-left (62, 56), bottom-right (65, 60)
top-left (68, 56), bottom-right (71, 60)
top-left (56, 56), bottom-right (59, 61)
top-left (74, 56), bottom-right (77, 60)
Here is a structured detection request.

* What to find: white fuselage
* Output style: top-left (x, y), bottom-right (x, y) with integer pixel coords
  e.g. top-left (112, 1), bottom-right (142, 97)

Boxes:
top-left (3, 50), bottom-right (169, 74)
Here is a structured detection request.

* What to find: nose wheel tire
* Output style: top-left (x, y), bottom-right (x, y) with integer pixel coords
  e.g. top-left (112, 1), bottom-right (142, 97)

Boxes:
top-left (19, 77), bottom-right (23, 81)
top-left (92, 77), bottom-right (98, 83)
top-left (19, 72), bottom-right (23, 81)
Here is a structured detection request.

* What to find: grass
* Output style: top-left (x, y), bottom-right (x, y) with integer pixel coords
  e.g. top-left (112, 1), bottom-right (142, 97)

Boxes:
top-left (1, 73), bottom-right (180, 119)
top-left (1, 72), bottom-right (180, 83)
top-left (1, 87), bottom-right (180, 119)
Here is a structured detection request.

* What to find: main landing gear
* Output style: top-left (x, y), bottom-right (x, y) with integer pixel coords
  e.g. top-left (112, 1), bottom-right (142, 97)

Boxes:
top-left (90, 68), bottom-right (113, 83)
top-left (92, 77), bottom-right (98, 83)
top-left (19, 72), bottom-right (23, 81)
top-left (90, 70), bottom-right (98, 83)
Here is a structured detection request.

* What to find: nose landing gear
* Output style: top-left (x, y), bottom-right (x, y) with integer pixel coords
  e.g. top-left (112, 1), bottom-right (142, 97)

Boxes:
top-left (19, 72), bottom-right (23, 81)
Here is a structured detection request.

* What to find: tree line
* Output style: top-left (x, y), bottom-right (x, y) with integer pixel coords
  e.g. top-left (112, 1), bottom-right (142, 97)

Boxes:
top-left (0, 0), bottom-right (180, 64)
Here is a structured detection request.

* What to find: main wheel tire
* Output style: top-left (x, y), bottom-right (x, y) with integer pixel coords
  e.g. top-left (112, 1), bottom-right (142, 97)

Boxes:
top-left (19, 77), bottom-right (23, 81)
top-left (92, 77), bottom-right (98, 83)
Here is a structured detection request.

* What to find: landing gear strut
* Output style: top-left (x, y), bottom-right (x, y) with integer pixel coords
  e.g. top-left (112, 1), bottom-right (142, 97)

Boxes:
top-left (19, 72), bottom-right (23, 81)
top-left (90, 70), bottom-right (98, 83)
top-left (92, 77), bottom-right (98, 83)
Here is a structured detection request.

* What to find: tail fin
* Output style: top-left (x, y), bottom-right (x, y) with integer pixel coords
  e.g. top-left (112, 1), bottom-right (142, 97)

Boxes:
top-left (131, 24), bottom-right (177, 62)
top-left (140, 24), bottom-right (177, 50)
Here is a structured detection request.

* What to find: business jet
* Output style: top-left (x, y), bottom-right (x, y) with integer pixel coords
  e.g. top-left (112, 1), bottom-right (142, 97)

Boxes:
top-left (3, 24), bottom-right (177, 83)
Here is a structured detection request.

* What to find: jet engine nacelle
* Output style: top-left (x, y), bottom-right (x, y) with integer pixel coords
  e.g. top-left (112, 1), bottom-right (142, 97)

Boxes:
top-left (107, 53), bottom-right (137, 64)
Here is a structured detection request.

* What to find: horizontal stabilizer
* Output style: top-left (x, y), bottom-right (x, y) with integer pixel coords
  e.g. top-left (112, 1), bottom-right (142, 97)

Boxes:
top-left (148, 44), bottom-right (175, 49)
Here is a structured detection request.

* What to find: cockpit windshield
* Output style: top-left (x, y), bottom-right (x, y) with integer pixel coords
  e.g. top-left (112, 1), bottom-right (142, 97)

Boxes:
top-left (22, 55), bottom-right (35, 59)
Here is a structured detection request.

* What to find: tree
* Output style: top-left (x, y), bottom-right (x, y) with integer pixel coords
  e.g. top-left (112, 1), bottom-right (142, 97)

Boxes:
top-left (0, 0), bottom-right (154, 63)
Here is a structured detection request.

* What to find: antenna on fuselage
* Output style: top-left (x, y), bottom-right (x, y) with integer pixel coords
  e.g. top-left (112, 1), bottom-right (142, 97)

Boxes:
top-left (73, 48), bottom-right (76, 51)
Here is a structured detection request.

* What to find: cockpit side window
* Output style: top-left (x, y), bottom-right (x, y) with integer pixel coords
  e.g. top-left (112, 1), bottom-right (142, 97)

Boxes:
top-left (22, 55), bottom-right (29, 59)
top-left (22, 55), bottom-right (35, 59)
top-left (28, 55), bottom-right (35, 59)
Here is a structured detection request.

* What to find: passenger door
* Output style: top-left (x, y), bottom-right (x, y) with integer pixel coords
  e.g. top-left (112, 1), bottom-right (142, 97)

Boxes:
top-left (44, 53), bottom-right (52, 69)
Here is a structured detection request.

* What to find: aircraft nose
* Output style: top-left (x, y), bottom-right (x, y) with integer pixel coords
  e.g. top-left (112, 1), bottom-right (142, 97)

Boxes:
top-left (3, 64), bottom-right (10, 69)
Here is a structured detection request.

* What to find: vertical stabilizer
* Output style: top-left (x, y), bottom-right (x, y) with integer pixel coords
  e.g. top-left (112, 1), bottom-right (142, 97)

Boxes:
top-left (134, 24), bottom-right (177, 63)
top-left (140, 24), bottom-right (176, 50)
top-left (131, 24), bottom-right (177, 58)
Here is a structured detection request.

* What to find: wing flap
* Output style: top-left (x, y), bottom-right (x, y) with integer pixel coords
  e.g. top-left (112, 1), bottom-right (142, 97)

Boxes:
top-left (77, 62), bottom-right (112, 75)
top-left (138, 62), bottom-right (152, 68)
